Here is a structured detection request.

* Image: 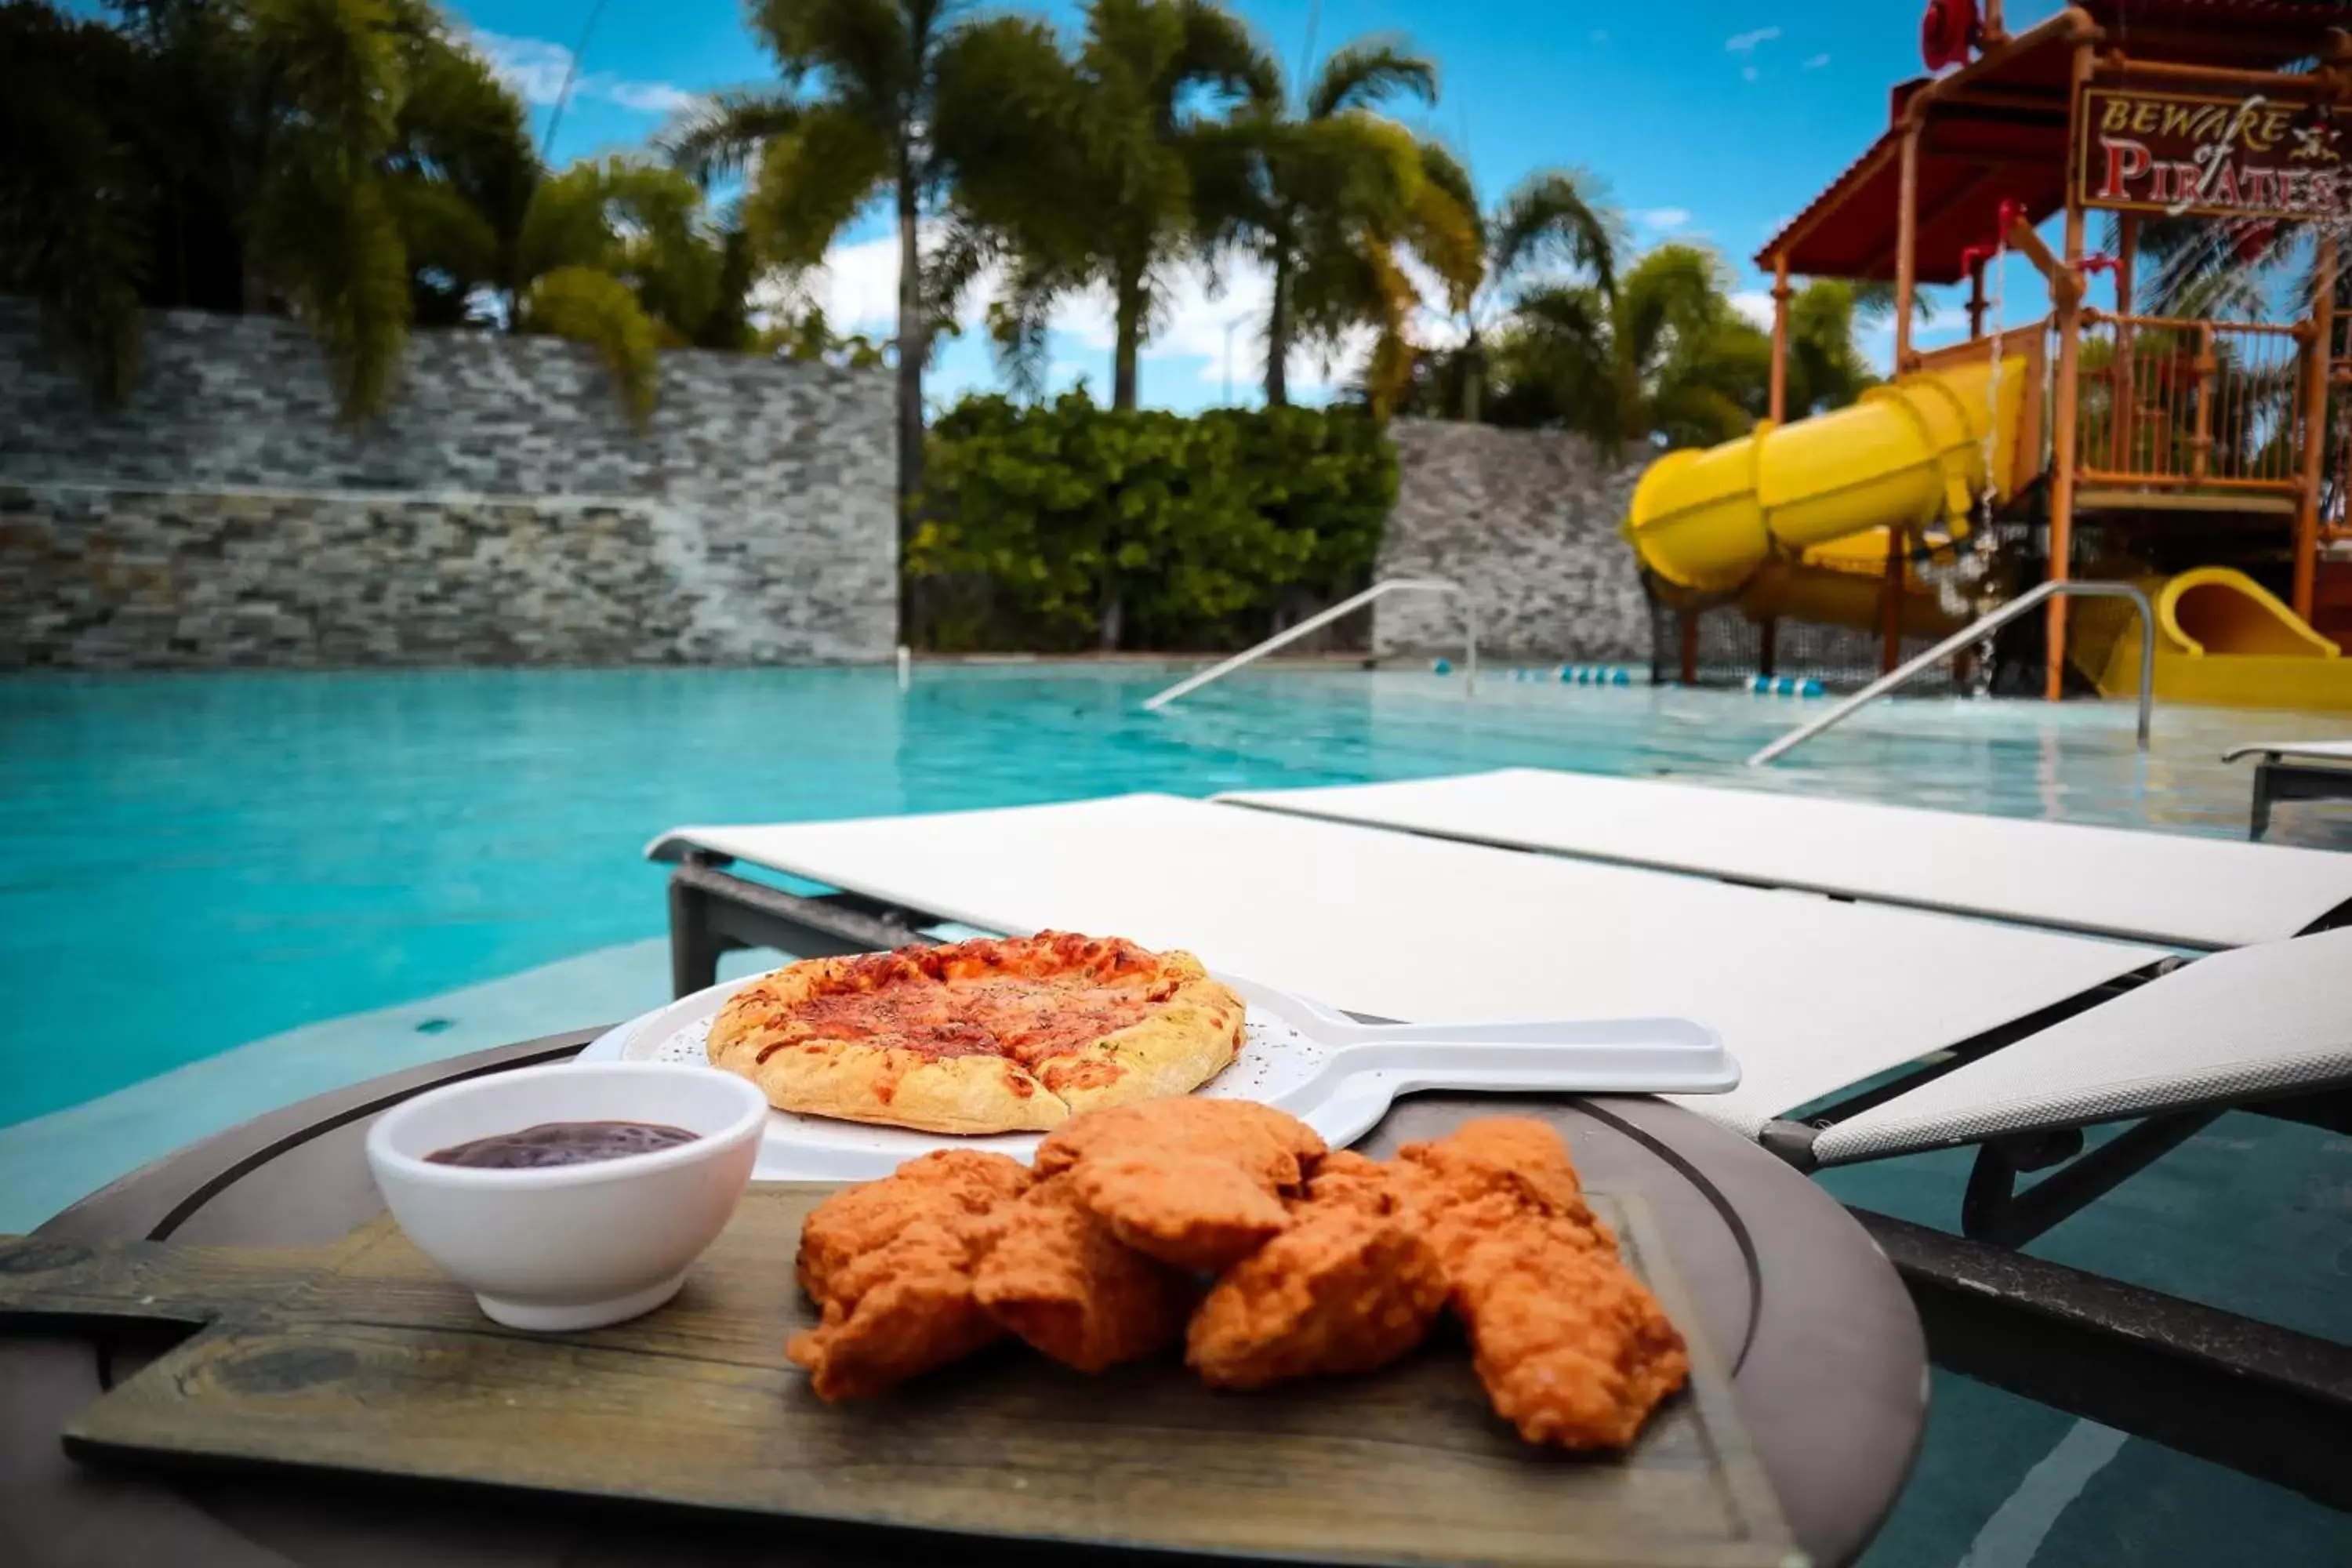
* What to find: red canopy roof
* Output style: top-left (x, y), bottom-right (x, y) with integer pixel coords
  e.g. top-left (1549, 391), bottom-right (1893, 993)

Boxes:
top-left (1759, 1), bottom-right (2352, 281)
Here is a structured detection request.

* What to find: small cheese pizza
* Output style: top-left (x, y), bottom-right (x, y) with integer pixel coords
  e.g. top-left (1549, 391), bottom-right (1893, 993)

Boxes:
top-left (706, 932), bottom-right (1248, 1134)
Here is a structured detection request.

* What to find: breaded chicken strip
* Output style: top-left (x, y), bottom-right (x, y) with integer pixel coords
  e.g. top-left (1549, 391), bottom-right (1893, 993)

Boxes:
top-left (1397, 1119), bottom-right (1687, 1449)
top-left (1187, 1155), bottom-right (1445, 1390)
top-left (786, 1149), bottom-right (1031, 1402)
top-left (1036, 1099), bottom-right (1327, 1271)
top-left (974, 1174), bottom-right (1196, 1372)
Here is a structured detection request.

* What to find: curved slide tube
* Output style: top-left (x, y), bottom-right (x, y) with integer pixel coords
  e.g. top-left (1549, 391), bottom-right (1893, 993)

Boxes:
top-left (1624, 357), bottom-right (2031, 623)
top-left (2077, 568), bottom-right (2352, 712)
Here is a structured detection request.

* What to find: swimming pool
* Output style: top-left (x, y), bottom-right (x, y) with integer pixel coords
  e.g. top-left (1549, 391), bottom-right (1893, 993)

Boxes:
top-left (5, 663), bottom-right (2349, 1567)
top-left (4, 662), bottom-right (2344, 1134)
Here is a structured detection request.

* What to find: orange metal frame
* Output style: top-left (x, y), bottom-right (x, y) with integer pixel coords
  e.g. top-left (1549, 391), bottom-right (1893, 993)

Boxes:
top-left (1758, 5), bottom-right (2349, 696)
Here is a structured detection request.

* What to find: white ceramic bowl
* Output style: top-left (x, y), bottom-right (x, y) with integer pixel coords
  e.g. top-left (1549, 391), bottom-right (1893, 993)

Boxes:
top-left (365, 1062), bottom-right (768, 1331)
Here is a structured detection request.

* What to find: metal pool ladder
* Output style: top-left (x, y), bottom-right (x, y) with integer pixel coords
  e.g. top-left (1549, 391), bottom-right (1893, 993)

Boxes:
top-left (1748, 579), bottom-right (2156, 767)
top-left (1143, 579), bottom-right (1479, 711)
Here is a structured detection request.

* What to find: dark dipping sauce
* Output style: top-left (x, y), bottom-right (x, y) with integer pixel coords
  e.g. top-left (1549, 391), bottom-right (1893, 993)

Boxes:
top-left (425, 1120), bottom-right (702, 1170)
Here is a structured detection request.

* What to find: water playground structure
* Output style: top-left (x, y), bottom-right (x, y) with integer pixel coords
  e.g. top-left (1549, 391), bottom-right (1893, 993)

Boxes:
top-left (1625, 0), bottom-right (2352, 710)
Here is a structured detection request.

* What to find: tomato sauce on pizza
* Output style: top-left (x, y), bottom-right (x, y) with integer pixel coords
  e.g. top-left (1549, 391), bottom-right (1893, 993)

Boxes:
top-left (707, 933), bottom-right (1246, 1134)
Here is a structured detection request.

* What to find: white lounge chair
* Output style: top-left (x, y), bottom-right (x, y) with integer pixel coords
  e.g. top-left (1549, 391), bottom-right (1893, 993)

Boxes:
top-left (648, 793), bottom-right (2169, 1139)
top-left (1218, 768), bottom-right (2352, 949)
top-left (2222, 740), bottom-right (2352, 840)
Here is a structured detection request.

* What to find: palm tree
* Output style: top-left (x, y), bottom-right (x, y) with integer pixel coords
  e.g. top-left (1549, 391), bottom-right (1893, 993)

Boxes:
top-left (2, 0), bottom-right (731, 425)
top-left (510, 156), bottom-right (760, 425)
top-left (1781, 279), bottom-right (1879, 417)
top-left (1497, 242), bottom-right (1752, 451)
top-left (1421, 162), bottom-right (1621, 423)
top-left (984, 0), bottom-right (1277, 411)
top-left (660, 0), bottom-right (1068, 530)
top-left (1, 0), bottom-right (151, 402)
top-left (2, 0), bottom-right (423, 417)
top-left (1189, 36), bottom-right (1479, 412)
top-left (385, 16), bottom-right (541, 329)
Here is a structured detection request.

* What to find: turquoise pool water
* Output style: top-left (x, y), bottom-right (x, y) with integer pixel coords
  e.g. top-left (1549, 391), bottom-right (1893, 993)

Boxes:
top-left (4, 662), bottom-right (2346, 1129)
top-left (3, 664), bottom-right (2349, 1566)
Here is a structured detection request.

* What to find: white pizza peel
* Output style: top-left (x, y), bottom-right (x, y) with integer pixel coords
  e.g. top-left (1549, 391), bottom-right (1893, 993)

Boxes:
top-left (573, 971), bottom-right (1737, 1181)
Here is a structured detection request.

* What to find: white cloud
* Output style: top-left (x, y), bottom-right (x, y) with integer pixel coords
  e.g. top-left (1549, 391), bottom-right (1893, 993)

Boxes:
top-left (758, 233), bottom-right (904, 332)
top-left (1729, 290), bottom-right (1777, 330)
top-left (1635, 207), bottom-right (1692, 231)
top-left (606, 80), bottom-right (695, 115)
top-left (1725, 26), bottom-right (1782, 53)
top-left (472, 33), bottom-right (571, 103)
top-left (1803, 53), bottom-right (1831, 69)
top-left (470, 31), bottom-right (690, 120)
top-left (1742, 65), bottom-right (1760, 82)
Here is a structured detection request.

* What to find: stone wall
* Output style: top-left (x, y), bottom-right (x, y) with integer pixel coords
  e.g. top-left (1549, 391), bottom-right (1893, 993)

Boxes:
top-left (0, 300), bottom-right (897, 666)
top-left (1372, 419), bottom-right (1648, 663)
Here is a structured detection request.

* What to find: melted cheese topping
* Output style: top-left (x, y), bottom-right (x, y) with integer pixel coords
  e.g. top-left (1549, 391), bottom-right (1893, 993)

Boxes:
top-left (753, 933), bottom-right (1184, 1069)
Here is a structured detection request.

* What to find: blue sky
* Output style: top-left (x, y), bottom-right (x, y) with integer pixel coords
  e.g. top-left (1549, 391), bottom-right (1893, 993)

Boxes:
top-left (452, 0), bottom-right (2077, 408)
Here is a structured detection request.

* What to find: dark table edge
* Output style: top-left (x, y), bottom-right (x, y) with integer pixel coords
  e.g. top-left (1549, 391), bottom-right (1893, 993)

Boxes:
top-left (34, 1032), bottom-right (1927, 1568)
top-left (42, 1032), bottom-right (606, 1244)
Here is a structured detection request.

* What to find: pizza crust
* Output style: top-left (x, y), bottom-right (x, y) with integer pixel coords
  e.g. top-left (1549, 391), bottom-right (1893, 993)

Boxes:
top-left (706, 935), bottom-right (1247, 1134)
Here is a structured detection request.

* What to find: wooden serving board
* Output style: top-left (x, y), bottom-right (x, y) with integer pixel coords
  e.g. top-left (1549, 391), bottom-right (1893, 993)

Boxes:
top-left (0, 1186), bottom-right (1795, 1568)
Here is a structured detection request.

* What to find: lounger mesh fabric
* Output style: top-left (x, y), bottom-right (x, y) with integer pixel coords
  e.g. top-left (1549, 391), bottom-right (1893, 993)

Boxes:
top-left (650, 794), bottom-right (2165, 1138)
top-left (1810, 929), bottom-right (2352, 1165)
top-left (1218, 768), bottom-right (2352, 949)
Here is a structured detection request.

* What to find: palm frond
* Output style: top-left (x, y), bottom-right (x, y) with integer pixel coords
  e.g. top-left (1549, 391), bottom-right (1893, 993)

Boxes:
top-left (1615, 241), bottom-right (1722, 371)
top-left (922, 217), bottom-right (997, 342)
top-left (985, 260), bottom-right (1061, 400)
top-left (1850, 278), bottom-right (1937, 325)
top-left (0, 2), bottom-right (151, 402)
top-left (246, 0), bottom-right (412, 419)
top-left (1175, 0), bottom-right (1281, 105)
top-left (519, 263), bottom-right (662, 426)
top-left (742, 104), bottom-right (895, 270)
top-left (254, 155), bottom-right (411, 419)
top-left (1414, 140), bottom-right (1479, 240)
top-left (1490, 168), bottom-right (1620, 296)
top-left (1305, 38), bottom-right (1436, 121)
top-left (752, 0), bottom-right (916, 122)
top-left (658, 89), bottom-right (804, 186)
top-left (931, 13), bottom-right (1077, 212)
top-left (517, 160), bottom-right (622, 281)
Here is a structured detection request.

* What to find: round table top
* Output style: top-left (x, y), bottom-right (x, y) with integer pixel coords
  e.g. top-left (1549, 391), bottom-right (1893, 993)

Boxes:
top-left (2, 1032), bottom-right (1926, 1568)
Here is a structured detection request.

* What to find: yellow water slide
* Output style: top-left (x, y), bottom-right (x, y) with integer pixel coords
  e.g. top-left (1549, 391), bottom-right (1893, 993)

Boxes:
top-left (2074, 568), bottom-right (2352, 712)
top-left (1625, 356), bottom-right (2031, 633)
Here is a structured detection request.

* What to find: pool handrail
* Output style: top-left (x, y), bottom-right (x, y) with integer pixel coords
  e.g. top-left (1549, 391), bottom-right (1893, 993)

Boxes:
top-left (1142, 579), bottom-right (1479, 711)
top-left (1747, 579), bottom-right (2155, 767)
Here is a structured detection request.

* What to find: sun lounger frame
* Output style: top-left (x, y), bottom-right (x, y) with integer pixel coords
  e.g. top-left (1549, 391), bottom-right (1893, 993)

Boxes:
top-left (2223, 742), bottom-right (2352, 840)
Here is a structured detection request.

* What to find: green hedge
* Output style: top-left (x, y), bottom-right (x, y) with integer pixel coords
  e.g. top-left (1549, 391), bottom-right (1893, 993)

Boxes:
top-left (908, 392), bottom-right (1397, 652)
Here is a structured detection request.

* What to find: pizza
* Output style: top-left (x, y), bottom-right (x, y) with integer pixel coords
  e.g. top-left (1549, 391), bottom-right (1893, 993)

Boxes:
top-left (706, 932), bottom-right (1248, 1134)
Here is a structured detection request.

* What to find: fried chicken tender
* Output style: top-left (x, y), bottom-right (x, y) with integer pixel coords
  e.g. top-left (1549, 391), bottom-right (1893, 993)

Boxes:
top-left (1186, 1155), bottom-right (1445, 1390)
top-left (1036, 1099), bottom-right (1328, 1271)
top-left (1397, 1118), bottom-right (1688, 1450)
top-left (786, 1149), bottom-right (1032, 1402)
top-left (1298, 1149), bottom-right (1396, 1213)
top-left (974, 1174), bottom-right (1196, 1372)
top-left (1449, 1220), bottom-right (1692, 1448)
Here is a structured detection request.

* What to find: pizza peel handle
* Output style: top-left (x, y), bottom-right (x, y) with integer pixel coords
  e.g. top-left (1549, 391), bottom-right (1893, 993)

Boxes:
top-left (1267, 1019), bottom-right (1740, 1152)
